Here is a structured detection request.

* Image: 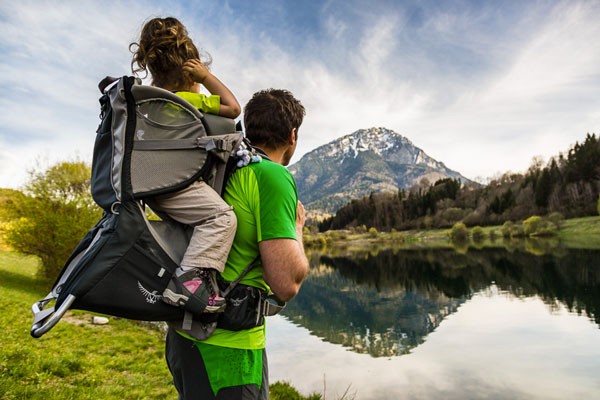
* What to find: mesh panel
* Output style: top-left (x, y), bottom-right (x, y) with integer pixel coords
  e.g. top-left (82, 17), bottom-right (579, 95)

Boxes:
top-left (135, 99), bottom-right (206, 141)
top-left (131, 98), bottom-right (208, 195)
top-left (131, 150), bottom-right (207, 195)
top-left (137, 100), bottom-right (198, 128)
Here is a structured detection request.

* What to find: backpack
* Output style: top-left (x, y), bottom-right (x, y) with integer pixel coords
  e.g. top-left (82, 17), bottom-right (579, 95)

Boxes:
top-left (30, 76), bottom-right (284, 338)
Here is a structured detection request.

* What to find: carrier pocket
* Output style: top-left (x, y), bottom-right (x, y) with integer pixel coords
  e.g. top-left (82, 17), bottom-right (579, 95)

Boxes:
top-left (217, 284), bottom-right (265, 331)
top-left (78, 241), bottom-right (183, 321)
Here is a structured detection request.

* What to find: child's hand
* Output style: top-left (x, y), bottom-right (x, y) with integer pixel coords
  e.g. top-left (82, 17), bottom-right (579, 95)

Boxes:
top-left (183, 59), bottom-right (211, 84)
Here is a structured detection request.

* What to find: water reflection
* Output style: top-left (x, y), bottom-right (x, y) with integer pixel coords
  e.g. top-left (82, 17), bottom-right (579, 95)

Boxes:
top-left (282, 248), bottom-right (600, 357)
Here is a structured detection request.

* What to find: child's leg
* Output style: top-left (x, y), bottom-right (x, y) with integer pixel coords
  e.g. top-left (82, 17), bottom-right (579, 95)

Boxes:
top-left (149, 180), bottom-right (237, 314)
top-left (150, 180), bottom-right (237, 272)
top-left (180, 207), bottom-right (236, 273)
top-left (163, 267), bottom-right (224, 313)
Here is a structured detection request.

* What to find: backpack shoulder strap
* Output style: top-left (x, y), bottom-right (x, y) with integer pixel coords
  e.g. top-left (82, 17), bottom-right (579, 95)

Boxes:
top-left (220, 256), bottom-right (261, 297)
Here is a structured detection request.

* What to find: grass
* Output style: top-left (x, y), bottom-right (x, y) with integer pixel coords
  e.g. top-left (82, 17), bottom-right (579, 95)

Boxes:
top-left (0, 251), bottom-right (320, 400)
top-left (0, 252), bottom-right (176, 400)
top-left (557, 216), bottom-right (600, 248)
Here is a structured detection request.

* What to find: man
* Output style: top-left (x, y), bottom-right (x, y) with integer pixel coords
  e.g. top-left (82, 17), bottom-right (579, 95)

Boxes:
top-left (165, 88), bottom-right (309, 399)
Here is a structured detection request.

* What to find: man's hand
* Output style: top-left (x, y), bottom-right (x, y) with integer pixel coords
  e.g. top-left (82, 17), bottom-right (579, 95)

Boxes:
top-left (260, 201), bottom-right (309, 301)
top-left (296, 201), bottom-right (306, 238)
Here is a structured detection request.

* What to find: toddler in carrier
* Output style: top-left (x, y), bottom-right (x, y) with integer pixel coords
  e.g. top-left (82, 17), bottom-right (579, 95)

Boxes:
top-left (130, 17), bottom-right (240, 315)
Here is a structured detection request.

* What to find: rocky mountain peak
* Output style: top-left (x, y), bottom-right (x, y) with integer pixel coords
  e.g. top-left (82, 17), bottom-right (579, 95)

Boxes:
top-left (289, 127), bottom-right (472, 214)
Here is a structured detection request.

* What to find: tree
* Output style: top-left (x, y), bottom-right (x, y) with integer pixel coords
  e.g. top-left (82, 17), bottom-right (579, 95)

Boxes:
top-left (3, 161), bottom-right (102, 279)
top-left (534, 168), bottom-right (553, 208)
top-left (564, 133), bottom-right (600, 183)
top-left (488, 189), bottom-right (515, 215)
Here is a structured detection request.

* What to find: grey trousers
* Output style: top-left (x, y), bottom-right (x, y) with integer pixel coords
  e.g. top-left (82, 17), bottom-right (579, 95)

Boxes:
top-left (148, 180), bottom-right (237, 272)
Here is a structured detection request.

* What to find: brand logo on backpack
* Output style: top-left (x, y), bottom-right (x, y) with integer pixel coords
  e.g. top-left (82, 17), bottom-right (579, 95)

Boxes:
top-left (230, 295), bottom-right (248, 307)
top-left (137, 281), bottom-right (162, 304)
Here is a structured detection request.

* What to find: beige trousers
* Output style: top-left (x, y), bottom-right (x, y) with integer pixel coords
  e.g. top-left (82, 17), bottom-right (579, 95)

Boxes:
top-left (147, 180), bottom-right (237, 272)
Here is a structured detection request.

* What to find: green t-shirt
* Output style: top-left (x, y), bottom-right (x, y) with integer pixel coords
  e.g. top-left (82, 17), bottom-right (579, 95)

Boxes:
top-left (200, 158), bottom-right (298, 349)
top-left (175, 91), bottom-right (221, 114)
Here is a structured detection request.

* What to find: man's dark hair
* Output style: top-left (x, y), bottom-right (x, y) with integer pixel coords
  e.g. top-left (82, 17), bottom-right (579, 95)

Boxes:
top-left (243, 89), bottom-right (305, 150)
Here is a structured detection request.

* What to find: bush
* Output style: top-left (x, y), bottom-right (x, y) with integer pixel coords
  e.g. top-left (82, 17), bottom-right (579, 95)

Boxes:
top-left (449, 222), bottom-right (469, 242)
top-left (368, 227), bottom-right (378, 238)
top-left (489, 229), bottom-right (498, 242)
top-left (523, 216), bottom-right (544, 236)
top-left (471, 226), bottom-right (485, 242)
top-left (326, 230), bottom-right (339, 240)
top-left (510, 223), bottom-right (526, 238)
top-left (270, 382), bottom-right (322, 400)
top-left (3, 161), bottom-right (101, 279)
top-left (501, 221), bottom-right (514, 238)
top-left (547, 212), bottom-right (564, 228)
top-left (523, 215), bottom-right (557, 237)
top-left (303, 233), bottom-right (328, 249)
top-left (442, 207), bottom-right (466, 224)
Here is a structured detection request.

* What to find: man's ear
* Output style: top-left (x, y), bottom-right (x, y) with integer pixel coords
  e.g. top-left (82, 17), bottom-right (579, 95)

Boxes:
top-left (289, 128), bottom-right (297, 145)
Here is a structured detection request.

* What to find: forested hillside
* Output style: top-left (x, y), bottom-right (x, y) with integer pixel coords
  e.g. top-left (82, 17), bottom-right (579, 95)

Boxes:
top-left (319, 133), bottom-right (600, 231)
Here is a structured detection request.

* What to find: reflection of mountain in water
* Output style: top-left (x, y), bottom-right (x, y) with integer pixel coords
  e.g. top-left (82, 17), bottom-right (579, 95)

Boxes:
top-left (282, 248), bottom-right (600, 357)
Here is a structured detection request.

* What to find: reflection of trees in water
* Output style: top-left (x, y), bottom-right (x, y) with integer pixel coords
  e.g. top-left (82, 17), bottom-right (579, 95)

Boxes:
top-left (283, 248), bottom-right (600, 357)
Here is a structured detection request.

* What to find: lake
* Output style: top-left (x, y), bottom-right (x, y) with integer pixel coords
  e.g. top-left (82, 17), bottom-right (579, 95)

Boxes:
top-left (266, 245), bottom-right (600, 399)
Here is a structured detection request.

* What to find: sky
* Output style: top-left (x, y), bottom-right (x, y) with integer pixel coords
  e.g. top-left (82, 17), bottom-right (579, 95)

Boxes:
top-left (1, 0), bottom-right (599, 188)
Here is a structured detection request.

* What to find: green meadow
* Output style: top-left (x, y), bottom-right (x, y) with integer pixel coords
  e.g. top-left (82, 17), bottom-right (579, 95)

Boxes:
top-left (0, 252), bottom-right (320, 400)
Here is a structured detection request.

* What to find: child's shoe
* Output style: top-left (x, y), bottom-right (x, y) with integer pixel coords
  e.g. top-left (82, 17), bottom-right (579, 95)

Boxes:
top-left (162, 268), bottom-right (226, 314)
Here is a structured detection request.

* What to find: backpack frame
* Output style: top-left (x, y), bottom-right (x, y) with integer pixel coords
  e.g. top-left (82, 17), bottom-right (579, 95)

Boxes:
top-left (31, 76), bottom-right (249, 337)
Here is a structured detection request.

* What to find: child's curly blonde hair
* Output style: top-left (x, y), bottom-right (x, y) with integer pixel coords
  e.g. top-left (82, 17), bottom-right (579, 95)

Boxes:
top-left (130, 17), bottom-right (212, 90)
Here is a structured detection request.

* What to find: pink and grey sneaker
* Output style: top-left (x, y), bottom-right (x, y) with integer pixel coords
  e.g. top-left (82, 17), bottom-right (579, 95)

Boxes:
top-left (162, 268), bottom-right (226, 314)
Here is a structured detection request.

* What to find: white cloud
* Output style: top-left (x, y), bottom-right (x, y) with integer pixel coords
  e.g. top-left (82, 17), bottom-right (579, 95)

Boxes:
top-left (424, 1), bottom-right (600, 178)
top-left (1, 0), bottom-right (599, 187)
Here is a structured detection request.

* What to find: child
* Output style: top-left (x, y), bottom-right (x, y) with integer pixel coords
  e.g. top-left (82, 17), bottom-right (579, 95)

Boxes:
top-left (130, 17), bottom-right (240, 315)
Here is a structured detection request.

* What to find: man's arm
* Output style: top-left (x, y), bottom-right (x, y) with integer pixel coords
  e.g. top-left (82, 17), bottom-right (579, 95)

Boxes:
top-left (259, 201), bottom-right (309, 301)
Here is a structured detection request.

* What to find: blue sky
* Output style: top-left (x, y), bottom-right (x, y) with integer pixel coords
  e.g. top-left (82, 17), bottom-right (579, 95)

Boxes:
top-left (1, 0), bottom-right (599, 188)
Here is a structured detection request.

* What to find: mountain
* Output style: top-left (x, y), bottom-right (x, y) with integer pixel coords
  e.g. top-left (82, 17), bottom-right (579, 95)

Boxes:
top-left (289, 127), bottom-right (473, 214)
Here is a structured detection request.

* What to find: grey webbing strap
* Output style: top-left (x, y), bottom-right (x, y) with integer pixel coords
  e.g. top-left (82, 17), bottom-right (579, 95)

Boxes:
top-left (133, 137), bottom-right (232, 151)
top-left (221, 257), bottom-right (261, 297)
top-left (261, 295), bottom-right (286, 316)
top-left (182, 311), bottom-right (193, 330)
top-left (212, 163), bottom-right (227, 196)
top-left (133, 138), bottom-right (203, 151)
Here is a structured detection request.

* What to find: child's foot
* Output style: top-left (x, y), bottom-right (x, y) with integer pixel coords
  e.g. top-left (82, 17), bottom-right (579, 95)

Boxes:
top-left (162, 268), bottom-right (226, 314)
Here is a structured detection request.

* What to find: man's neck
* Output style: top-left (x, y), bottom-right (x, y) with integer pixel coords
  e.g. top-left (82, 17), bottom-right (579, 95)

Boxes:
top-left (256, 146), bottom-right (287, 166)
top-left (265, 149), bottom-right (286, 165)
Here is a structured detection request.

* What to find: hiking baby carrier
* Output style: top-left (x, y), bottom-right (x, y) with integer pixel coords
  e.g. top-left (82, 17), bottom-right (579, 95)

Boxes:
top-left (31, 76), bottom-right (250, 337)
